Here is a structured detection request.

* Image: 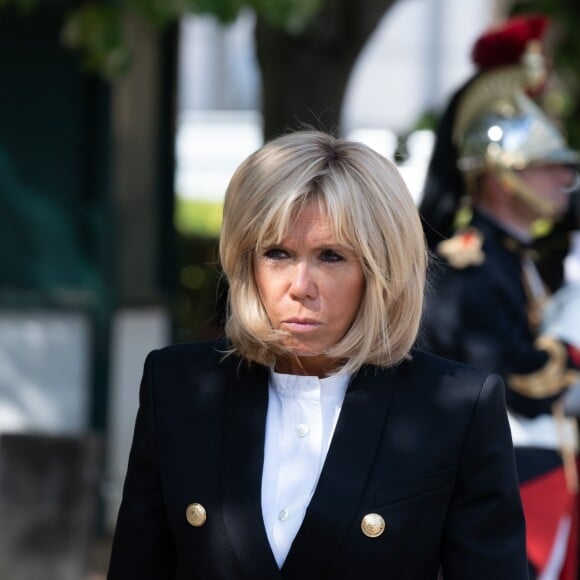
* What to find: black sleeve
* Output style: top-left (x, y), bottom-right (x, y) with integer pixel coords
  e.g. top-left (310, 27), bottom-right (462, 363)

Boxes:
top-left (107, 351), bottom-right (177, 579)
top-left (441, 373), bottom-right (528, 579)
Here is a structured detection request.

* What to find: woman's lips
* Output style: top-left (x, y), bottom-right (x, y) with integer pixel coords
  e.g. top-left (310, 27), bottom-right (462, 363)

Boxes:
top-left (282, 318), bottom-right (321, 332)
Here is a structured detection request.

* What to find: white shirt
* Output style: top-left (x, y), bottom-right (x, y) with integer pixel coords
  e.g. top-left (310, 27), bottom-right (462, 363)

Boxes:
top-left (261, 370), bottom-right (350, 568)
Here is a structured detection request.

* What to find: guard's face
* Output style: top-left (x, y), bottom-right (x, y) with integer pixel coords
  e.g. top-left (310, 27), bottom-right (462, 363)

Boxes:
top-left (518, 164), bottom-right (577, 220)
top-left (254, 201), bottom-right (365, 377)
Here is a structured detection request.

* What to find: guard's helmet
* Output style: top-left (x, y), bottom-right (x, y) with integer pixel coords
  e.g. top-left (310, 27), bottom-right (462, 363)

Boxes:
top-left (454, 67), bottom-right (580, 175)
top-left (452, 39), bottom-right (580, 217)
top-left (420, 14), bottom-right (580, 242)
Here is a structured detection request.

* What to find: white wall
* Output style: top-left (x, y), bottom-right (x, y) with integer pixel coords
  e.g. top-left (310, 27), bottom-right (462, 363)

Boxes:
top-left (0, 311), bottom-right (92, 434)
top-left (342, 0), bottom-right (495, 133)
top-left (104, 308), bottom-right (171, 530)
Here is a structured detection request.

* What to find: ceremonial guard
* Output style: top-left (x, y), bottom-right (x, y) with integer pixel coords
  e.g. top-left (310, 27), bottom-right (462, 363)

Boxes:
top-left (421, 15), bottom-right (580, 580)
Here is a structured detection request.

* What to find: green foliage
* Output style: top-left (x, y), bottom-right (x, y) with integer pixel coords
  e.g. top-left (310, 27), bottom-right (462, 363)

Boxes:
top-left (174, 232), bottom-right (225, 342)
top-left (186, 0), bottom-right (246, 23)
top-left (0, 0), bottom-right (326, 79)
top-left (170, 199), bottom-right (225, 341)
top-left (250, 0), bottom-right (326, 32)
top-left (175, 198), bottom-right (223, 237)
top-left (61, 4), bottom-right (131, 79)
top-left (0, 0), bottom-right (38, 12)
top-left (410, 109), bottom-right (439, 132)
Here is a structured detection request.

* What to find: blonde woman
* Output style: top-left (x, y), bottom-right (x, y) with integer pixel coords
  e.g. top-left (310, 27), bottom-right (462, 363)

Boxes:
top-left (108, 131), bottom-right (527, 579)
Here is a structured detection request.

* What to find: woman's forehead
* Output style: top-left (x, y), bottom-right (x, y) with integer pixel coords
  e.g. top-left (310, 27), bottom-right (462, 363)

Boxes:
top-left (283, 205), bottom-right (336, 241)
top-left (261, 204), bottom-right (356, 251)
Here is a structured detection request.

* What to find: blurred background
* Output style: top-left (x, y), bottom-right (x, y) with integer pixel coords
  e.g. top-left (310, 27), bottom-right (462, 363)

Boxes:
top-left (0, 0), bottom-right (578, 578)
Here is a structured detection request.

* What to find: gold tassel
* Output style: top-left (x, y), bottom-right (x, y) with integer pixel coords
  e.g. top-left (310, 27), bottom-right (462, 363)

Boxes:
top-left (552, 401), bottom-right (579, 494)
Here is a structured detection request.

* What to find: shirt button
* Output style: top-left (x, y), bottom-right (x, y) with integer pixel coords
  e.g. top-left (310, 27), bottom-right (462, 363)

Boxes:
top-left (278, 509), bottom-right (290, 521)
top-left (296, 423), bottom-right (310, 437)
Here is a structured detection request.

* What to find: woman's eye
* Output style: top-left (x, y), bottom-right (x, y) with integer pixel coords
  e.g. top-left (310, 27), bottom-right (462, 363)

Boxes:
top-left (320, 249), bottom-right (345, 262)
top-left (263, 248), bottom-right (287, 260)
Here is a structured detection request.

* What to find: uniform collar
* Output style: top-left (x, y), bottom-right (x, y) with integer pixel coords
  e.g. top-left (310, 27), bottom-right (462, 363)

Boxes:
top-left (471, 211), bottom-right (534, 256)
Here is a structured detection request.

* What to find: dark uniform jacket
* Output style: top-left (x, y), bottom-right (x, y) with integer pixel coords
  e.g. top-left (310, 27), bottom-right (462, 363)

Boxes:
top-left (422, 211), bottom-right (565, 419)
top-left (107, 339), bottom-right (527, 579)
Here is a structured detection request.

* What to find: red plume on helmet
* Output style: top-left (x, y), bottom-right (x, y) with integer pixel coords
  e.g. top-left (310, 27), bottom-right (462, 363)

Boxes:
top-left (471, 14), bottom-right (549, 71)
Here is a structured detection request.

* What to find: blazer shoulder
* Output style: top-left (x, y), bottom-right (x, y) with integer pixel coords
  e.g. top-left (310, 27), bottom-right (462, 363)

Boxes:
top-left (409, 348), bottom-right (487, 375)
top-left (141, 339), bottom-right (248, 387)
top-left (399, 351), bottom-right (507, 435)
top-left (149, 338), bottom-right (230, 368)
top-left (407, 349), bottom-right (503, 395)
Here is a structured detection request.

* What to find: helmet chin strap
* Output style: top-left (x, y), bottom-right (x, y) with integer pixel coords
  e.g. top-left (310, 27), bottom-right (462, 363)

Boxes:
top-left (494, 167), bottom-right (557, 218)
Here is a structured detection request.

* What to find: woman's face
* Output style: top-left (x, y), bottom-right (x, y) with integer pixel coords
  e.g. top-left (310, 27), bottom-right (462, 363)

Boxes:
top-left (254, 201), bottom-right (365, 376)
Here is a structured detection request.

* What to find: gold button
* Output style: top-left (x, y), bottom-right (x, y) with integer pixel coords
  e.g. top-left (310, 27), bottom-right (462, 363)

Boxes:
top-left (186, 502), bottom-right (207, 527)
top-left (361, 513), bottom-right (386, 538)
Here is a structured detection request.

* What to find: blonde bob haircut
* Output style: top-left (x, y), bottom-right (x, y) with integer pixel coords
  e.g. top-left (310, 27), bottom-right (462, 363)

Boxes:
top-left (219, 130), bottom-right (427, 375)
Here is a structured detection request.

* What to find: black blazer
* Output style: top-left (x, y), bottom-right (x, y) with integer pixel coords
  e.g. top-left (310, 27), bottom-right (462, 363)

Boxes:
top-left (108, 340), bottom-right (528, 579)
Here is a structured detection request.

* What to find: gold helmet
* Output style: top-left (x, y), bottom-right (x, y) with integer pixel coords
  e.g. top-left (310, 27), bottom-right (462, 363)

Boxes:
top-left (453, 23), bottom-right (580, 218)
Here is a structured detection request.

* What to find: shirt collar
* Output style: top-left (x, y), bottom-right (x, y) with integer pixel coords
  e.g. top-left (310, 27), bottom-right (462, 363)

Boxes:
top-left (269, 369), bottom-right (351, 401)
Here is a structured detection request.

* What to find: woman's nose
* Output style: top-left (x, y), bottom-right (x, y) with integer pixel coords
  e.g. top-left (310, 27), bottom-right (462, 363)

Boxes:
top-left (289, 262), bottom-right (317, 299)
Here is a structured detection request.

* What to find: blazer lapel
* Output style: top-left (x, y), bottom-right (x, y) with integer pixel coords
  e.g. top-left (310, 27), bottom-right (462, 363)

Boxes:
top-left (281, 366), bottom-right (397, 579)
top-left (221, 360), bottom-right (282, 579)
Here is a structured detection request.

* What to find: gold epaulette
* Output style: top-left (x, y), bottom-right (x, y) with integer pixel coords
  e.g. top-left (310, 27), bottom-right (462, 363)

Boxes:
top-left (436, 227), bottom-right (485, 269)
top-left (508, 335), bottom-right (580, 398)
